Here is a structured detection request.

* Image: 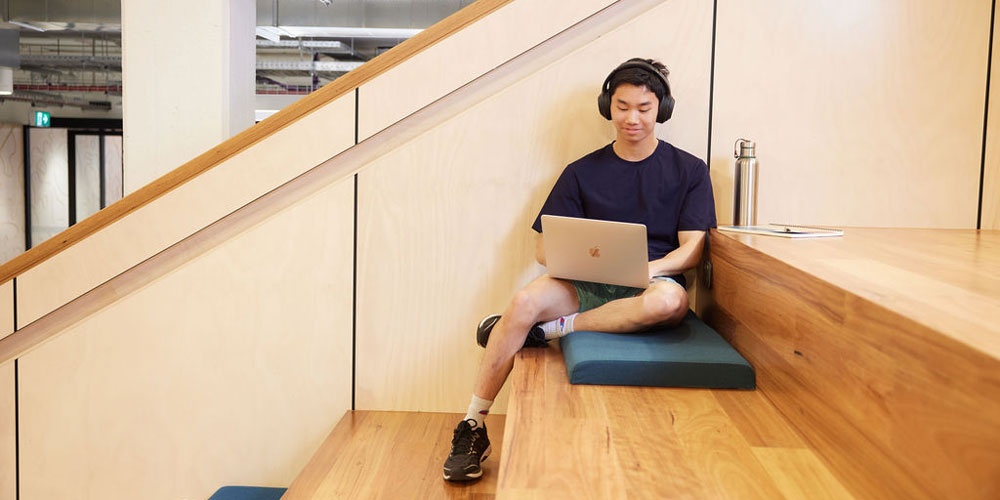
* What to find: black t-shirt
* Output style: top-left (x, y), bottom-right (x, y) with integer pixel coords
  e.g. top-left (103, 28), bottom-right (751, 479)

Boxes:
top-left (531, 140), bottom-right (717, 287)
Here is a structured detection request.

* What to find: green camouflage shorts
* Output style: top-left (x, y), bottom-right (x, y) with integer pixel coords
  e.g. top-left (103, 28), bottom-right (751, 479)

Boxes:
top-left (570, 276), bottom-right (680, 313)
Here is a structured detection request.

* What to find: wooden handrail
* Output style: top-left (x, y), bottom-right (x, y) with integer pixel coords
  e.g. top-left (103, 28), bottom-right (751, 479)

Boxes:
top-left (0, 0), bottom-right (514, 287)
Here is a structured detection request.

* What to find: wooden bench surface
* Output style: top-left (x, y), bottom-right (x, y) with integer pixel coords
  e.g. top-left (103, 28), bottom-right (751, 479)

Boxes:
top-left (706, 228), bottom-right (1000, 499)
top-left (284, 411), bottom-right (506, 499)
top-left (713, 228), bottom-right (1000, 359)
top-left (497, 346), bottom-right (853, 499)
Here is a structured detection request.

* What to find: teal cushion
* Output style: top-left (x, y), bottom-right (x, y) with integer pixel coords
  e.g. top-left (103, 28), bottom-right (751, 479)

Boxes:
top-left (208, 486), bottom-right (287, 500)
top-left (559, 311), bottom-right (755, 389)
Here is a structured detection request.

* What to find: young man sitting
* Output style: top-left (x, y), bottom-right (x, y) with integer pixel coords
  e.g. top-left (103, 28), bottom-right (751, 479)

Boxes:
top-left (443, 57), bottom-right (717, 482)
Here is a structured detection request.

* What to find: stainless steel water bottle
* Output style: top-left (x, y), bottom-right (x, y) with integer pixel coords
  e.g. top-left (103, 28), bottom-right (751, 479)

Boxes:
top-left (733, 138), bottom-right (757, 226)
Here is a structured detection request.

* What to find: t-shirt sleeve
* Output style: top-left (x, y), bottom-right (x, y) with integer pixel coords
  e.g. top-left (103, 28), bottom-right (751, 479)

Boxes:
top-left (678, 160), bottom-right (717, 231)
top-left (531, 166), bottom-right (584, 232)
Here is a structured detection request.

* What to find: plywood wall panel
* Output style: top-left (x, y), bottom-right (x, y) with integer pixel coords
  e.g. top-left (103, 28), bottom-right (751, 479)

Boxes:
top-left (984, 1), bottom-right (1000, 230)
top-left (0, 360), bottom-right (12, 500)
top-left (19, 176), bottom-right (355, 500)
top-left (16, 94), bottom-right (354, 328)
top-left (0, 280), bottom-right (10, 341)
top-left (357, 0), bottom-right (616, 141)
top-left (356, 0), bottom-right (713, 413)
top-left (711, 0), bottom-right (990, 228)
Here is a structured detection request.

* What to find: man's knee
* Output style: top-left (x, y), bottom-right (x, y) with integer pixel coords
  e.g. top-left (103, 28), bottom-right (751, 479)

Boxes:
top-left (507, 289), bottom-right (542, 324)
top-left (641, 283), bottom-right (688, 324)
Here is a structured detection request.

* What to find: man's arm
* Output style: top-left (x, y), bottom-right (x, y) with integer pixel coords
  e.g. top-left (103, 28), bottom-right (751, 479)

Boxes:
top-left (647, 230), bottom-right (706, 278)
top-left (535, 232), bottom-right (546, 266)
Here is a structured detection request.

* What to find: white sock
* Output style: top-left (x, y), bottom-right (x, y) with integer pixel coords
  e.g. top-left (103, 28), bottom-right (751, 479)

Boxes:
top-left (539, 313), bottom-right (578, 340)
top-left (464, 395), bottom-right (493, 428)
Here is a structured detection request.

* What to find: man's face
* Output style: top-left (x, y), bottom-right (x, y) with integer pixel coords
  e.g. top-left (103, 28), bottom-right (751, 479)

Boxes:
top-left (610, 83), bottom-right (658, 146)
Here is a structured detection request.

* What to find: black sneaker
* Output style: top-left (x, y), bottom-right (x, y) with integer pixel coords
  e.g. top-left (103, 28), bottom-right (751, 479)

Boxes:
top-left (476, 314), bottom-right (548, 348)
top-left (443, 419), bottom-right (491, 482)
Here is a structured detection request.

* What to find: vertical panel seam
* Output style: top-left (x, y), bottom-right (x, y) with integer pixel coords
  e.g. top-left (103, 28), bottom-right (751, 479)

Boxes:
top-left (706, 0), bottom-right (718, 166)
top-left (979, 0), bottom-right (996, 230)
top-left (14, 358), bottom-right (18, 500)
top-left (352, 173), bottom-right (358, 412)
top-left (22, 126), bottom-right (30, 251)
top-left (352, 88), bottom-right (359, 411)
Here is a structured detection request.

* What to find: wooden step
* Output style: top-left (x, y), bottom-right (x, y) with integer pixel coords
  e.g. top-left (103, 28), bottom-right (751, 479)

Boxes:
top-left (705, 228), bottom-right (1000, 499)
top-left (284, 410), bottom-right (505, 499)
top-left (497, 346), bottom-right (853, 499)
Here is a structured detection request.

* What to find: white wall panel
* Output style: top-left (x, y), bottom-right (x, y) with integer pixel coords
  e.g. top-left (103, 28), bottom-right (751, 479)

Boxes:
top-left (711, 0), bottom-right (990, 228)
top-left (0, 124), bottom-right (23, 265)
top-left (357, 0), bottom-right (616, 141)
top-left (17, 94), bottom-right (354, 328)
top-left (28, 128), bottom-right (68, 247)
top-left (103, 135), bottom-right (123, 206)
top-left (20, 176), bottom-right (355, 500)
top-left (356, 0), bottom-right (713, 413)
top-left (75, 135), bottom-right (101, 221)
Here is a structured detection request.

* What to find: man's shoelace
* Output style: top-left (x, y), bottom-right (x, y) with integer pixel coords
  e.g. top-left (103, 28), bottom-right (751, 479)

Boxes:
top-left (451, 421), bottom-right (479, 454)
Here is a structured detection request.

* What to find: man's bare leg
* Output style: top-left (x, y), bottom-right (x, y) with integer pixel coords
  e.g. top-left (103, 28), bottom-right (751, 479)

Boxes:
top-left (572, 279), bottom-right (690, 333)
top-left (472, 274), bottom-right (579, 401)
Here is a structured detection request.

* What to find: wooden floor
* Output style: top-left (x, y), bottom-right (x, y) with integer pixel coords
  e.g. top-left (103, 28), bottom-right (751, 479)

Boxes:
top-left (283, 410), bottom-right (506, 499)
top-left (498, 346), bottom-right (854, 500)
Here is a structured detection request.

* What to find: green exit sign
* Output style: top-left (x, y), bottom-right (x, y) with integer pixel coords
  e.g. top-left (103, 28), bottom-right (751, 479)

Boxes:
top-left (34, 111), bottom-right (50, 127)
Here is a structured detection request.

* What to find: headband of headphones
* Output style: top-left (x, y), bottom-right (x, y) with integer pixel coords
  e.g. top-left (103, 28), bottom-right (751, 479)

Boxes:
top-left (597, 58), bottom-right (674, 123)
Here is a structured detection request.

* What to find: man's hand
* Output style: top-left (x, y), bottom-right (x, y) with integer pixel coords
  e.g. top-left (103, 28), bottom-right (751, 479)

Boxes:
top-left (647, 230), bottom-right (707, 278)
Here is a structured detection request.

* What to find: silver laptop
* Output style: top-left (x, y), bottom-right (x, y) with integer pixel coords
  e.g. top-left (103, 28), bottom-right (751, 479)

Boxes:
top-left (541, 215), bottom-right (649, 289)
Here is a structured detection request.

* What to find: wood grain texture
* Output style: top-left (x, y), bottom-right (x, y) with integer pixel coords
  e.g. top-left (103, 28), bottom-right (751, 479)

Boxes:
top-left (0, 0), bottom-right (515, 287)
top-left (284, 411), bottom-right (506, 500)
top-left (984, 0), bottom-right (1000, 230)
top-left (0, 280), bottom-right (10, 341)
top-left (357, 0), bottom-right (614, 140)
top-left (752, 448), bottom-right (855, 500)
top-left (0, 360), bottom-right (12, 500)
top-left (355, 0), bottom-right (712, 414)
top-left (711, 0), bottom-right (989, 228)
top-left (17, 177), bottom-right (355, 500)
top-left (497, 346), bottom-right (848, 499)
top-left (705, 228), bottom-right (1000, 500)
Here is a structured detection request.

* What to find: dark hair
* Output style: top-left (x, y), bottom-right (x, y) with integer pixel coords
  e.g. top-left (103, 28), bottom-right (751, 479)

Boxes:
top-left (608, 58), bottom-right (669, 103)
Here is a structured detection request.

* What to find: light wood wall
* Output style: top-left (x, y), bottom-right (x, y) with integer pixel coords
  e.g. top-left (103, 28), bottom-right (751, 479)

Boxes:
top-left (0, 280), bottom-right (10, 341)
top-left (984, 1), bottom-right (1000, 230)
top-left (18, 176), bottom-right (355, 500)
top-left (356, 0), bottom-right (713, 413)
top-left (0, 360), bottom-right (12, 500)
top-left (711, 0), bottom-right (991, 228)
top-left (15, 94), bottom-right (354, 328)
top-left (357, 0), bottom-right (614, 140)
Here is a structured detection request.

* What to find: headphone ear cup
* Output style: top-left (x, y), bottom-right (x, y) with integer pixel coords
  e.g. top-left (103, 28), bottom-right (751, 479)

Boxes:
top-left (597, 92), bottom-right (612, 120)
top-left (657, 93), bottom-right (675, 123)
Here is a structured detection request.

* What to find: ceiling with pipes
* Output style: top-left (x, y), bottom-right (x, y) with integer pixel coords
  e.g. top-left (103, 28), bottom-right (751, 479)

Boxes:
top-left (0, 0), bottom-right (475, 114)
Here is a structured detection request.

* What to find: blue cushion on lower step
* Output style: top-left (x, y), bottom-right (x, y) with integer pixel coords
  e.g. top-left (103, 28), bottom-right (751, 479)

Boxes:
top-left (208, 486), bottom-right (287, 500)
top-left (559, 311), bottom-right (755, 389)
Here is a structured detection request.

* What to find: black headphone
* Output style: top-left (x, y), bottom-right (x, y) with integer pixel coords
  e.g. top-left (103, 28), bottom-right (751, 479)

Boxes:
top-left (597, 58), bottom-right (674, 123)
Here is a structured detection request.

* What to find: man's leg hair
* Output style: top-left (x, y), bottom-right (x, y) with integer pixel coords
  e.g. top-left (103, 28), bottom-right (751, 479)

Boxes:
top-left (471, 274), bottom-right (579, 401)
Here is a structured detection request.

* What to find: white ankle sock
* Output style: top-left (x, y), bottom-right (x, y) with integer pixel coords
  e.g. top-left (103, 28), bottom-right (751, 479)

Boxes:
top-left (539, 313), bottom-right (578, 340)
top-left (464, 395), bottom-right (493, 428)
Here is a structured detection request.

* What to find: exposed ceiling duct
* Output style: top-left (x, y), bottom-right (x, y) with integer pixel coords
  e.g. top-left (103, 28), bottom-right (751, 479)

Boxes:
top-left (0, 0), bottom-right (477, 110)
